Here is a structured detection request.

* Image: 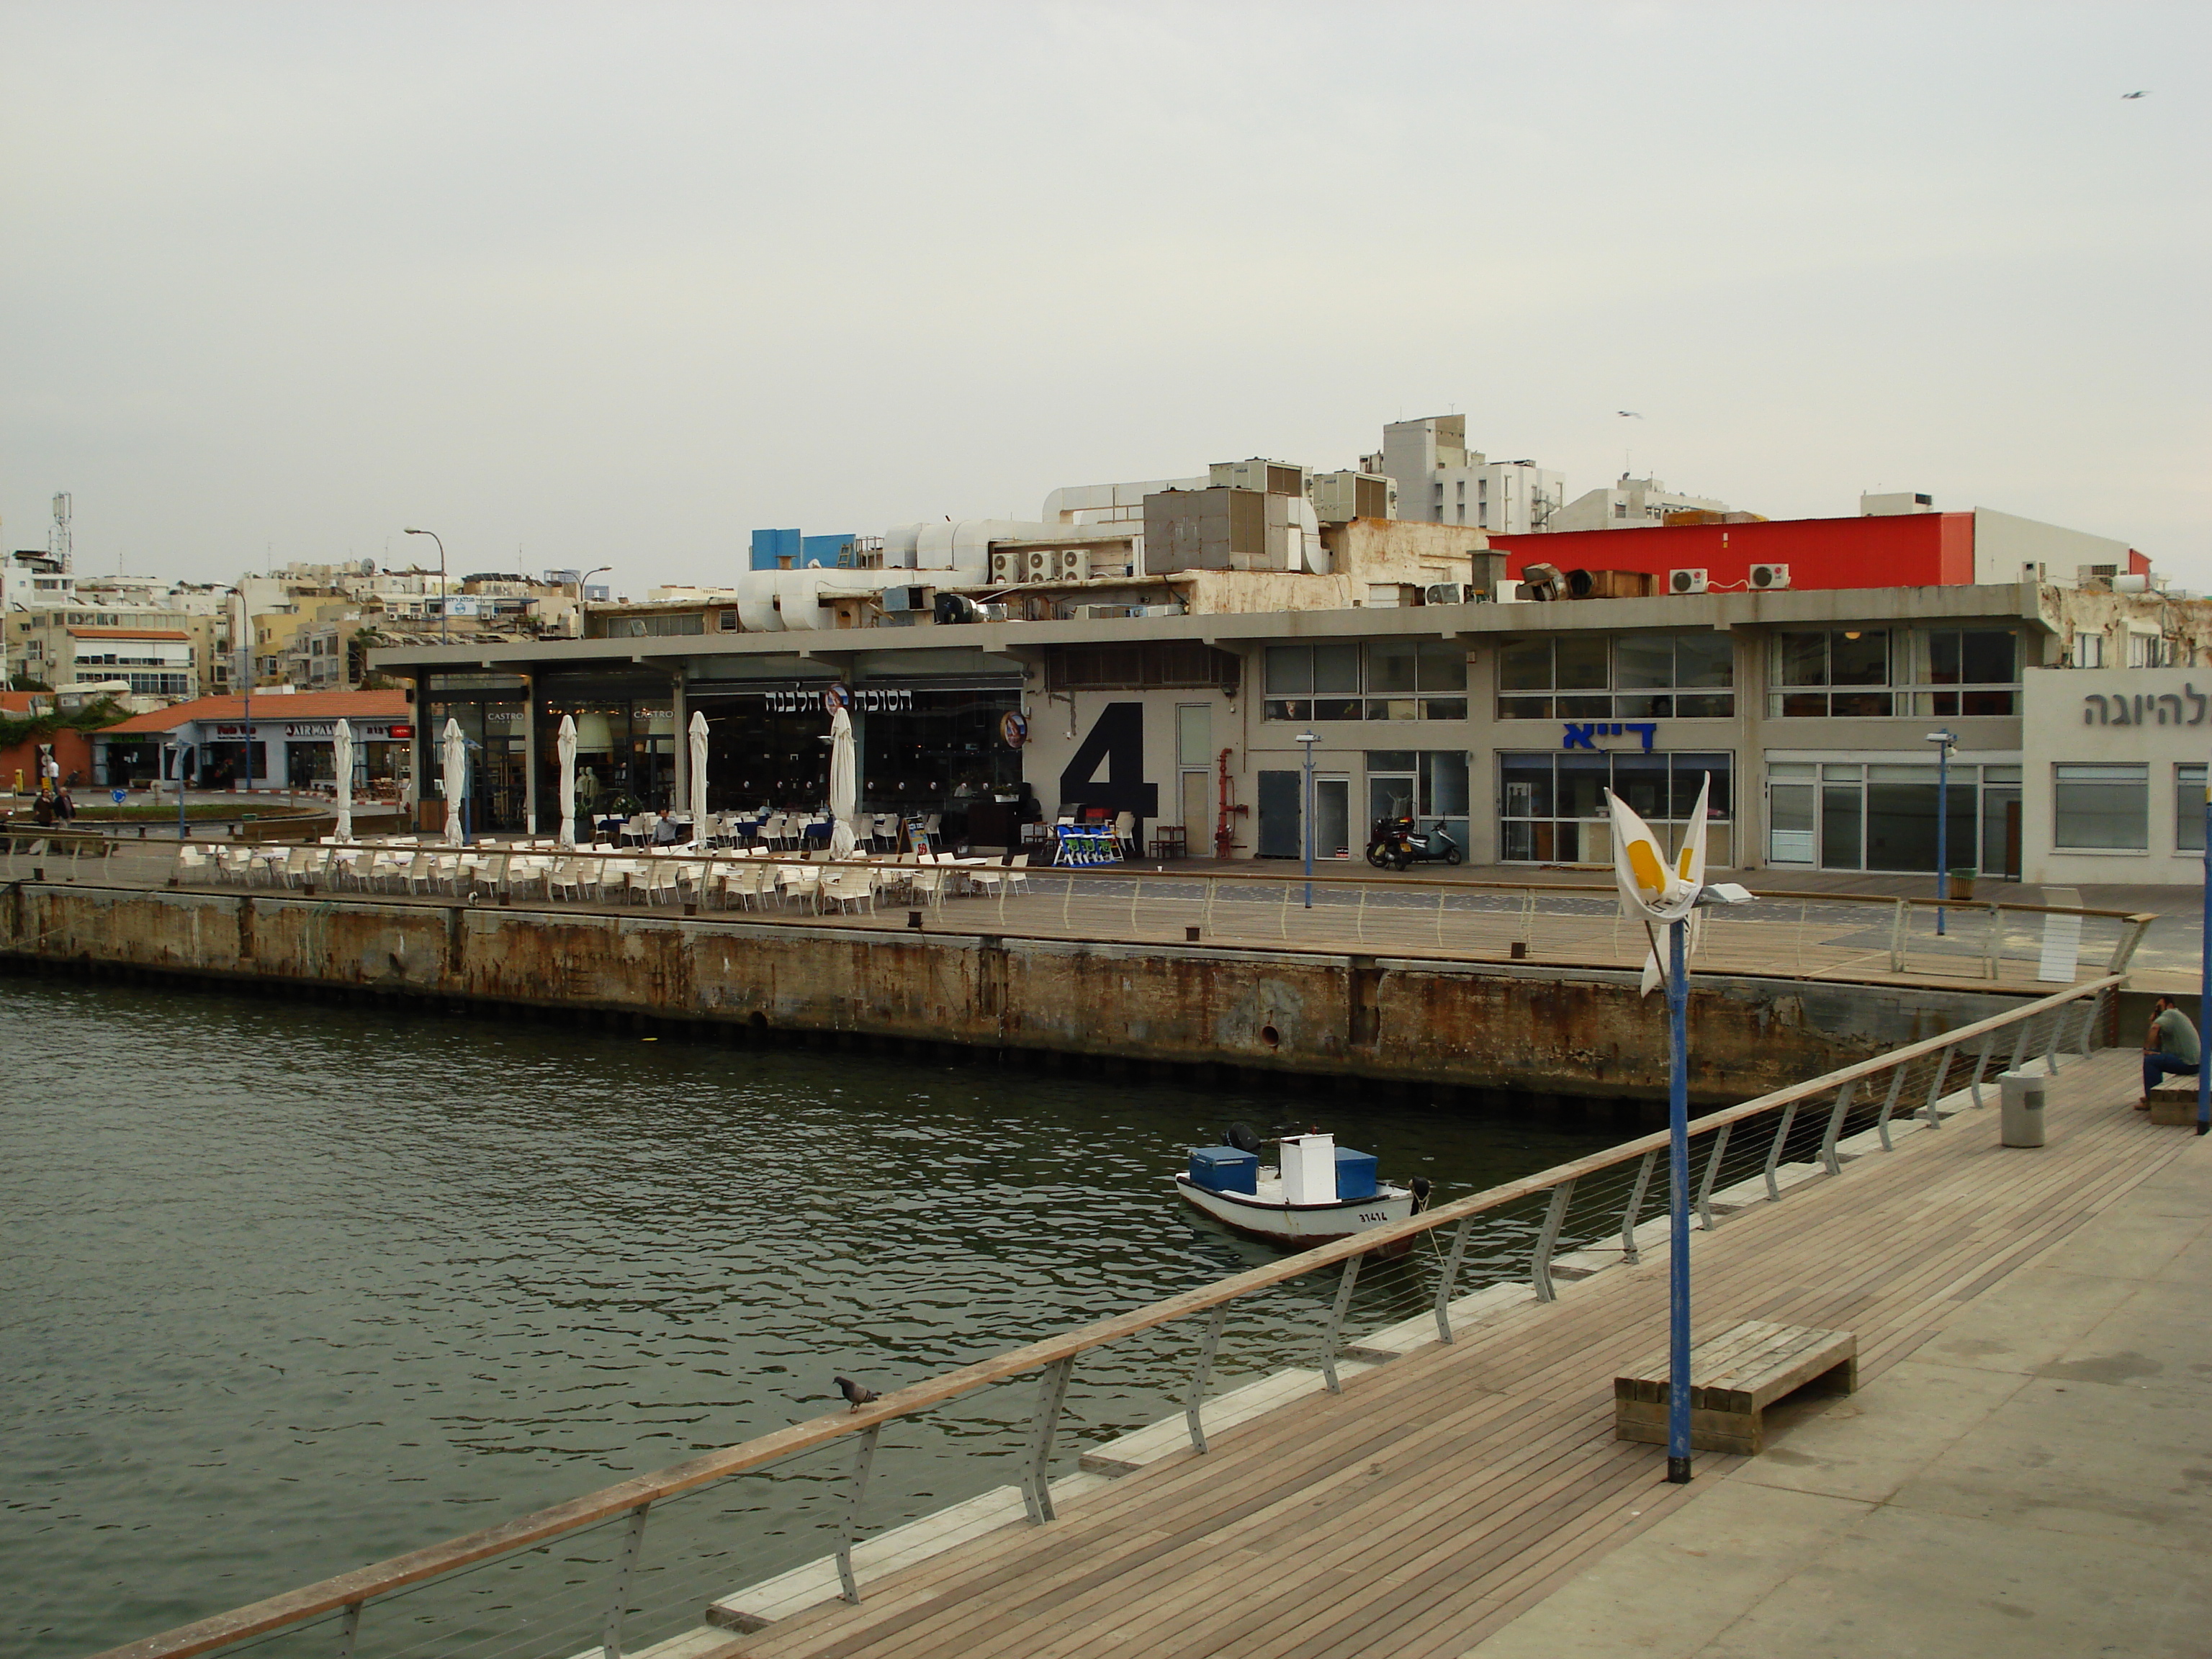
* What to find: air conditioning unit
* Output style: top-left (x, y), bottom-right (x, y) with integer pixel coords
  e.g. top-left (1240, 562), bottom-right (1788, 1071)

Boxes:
top-left (1668, 568), bottom-right (1709, 595)
top-left (1423, 582), bottom-right (1465, 606)
top-left (881, 584), bottom-right (930, 612)
top-left (989, 552), bottom-right (1022, 585)
top-left (1023, 549), bottom-right (1055, 580)
top-left (1749, 563), bottom-right (1791, 591)
top-left (1059, 549), bottom-right (1092, 581)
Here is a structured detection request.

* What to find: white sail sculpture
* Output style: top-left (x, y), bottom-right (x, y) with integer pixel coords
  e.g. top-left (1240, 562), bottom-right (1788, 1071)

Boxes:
top-left (1605, 775), bottom-right (1751, 994)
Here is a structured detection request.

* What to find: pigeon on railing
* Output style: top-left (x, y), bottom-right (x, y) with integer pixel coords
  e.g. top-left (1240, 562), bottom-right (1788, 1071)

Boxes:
top-left (835, 1375), bottom-right (879, 1411)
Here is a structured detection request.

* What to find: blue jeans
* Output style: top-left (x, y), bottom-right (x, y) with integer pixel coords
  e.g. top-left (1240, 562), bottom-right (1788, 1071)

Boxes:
top-left (2144, 1052), bottom-right (2200, 1095)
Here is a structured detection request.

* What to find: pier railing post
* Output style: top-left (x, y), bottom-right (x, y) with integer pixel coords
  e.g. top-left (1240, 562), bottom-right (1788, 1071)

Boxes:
top-left (1529, 1179), bottom-right (1575, 1301)
top-left (598, 1501), bottom-right (651, 1659)
top-left (1022, 1358), bottom-right (1074, 1524)
top-left (1928, 1043), bottom-right (1959, 1124)
top-left (1432, 1216), bottom-right (1475, 1344)
top-left (1966, 1033), bottom-right (1993, 1111)
top-left (1818, 1079), bottom-right (1858, 1176)
top-left (1319, 1253), bottom-right (1363, 1392)
top-left (336, 1600), bottom-right (362, 1659)
top-left (2079, 986), bottom-right (2105, 1055)
top-left (1694, 1123), bottom-right (1730, 1231)
top-left (2006, 1015), bottom-right (2031, 1078)
top-left (1874, 1061), bottom-right (1909, 1151)
top-left (1620, 1149), bottom-right (1658, 1263)
top-left (1184, 1304), bottom-right (1230, 1453)
top-left (1761, 1103), bottom-right (1801, 1201)
top-left (835, 1425), bottom-right (881, 1604)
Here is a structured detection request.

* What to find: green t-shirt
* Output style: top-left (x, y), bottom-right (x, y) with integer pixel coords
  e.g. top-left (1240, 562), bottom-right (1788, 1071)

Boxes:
top-left (2153, 1007), bottom-right (2200, 1066)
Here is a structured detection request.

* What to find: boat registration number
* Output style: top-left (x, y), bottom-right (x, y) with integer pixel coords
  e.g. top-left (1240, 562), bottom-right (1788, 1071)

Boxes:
top-left (1358, 1210), bottom-right (1389, 1223)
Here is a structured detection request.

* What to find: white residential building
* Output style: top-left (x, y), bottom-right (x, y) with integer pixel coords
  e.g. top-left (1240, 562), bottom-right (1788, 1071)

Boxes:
top-left (1362, 415), bottom-right (1566, 535)
top-left (1549, 475), bottom-right (1736, 533)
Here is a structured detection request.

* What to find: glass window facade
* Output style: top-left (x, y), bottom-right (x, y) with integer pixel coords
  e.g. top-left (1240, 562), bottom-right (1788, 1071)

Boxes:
top-left (2180, 765), bottom-right (2206, 855)
top-left (2054, 763), bottom-right (2149, 851)
top-left (1770, 629), bottom-right (2021, 718)
top-left (2167, 765), bottom-right (2203, 858)
top-left (1498, 751), bottom-right (1732, 865)
top-left (1767, 760), bottom-right (2020, 875)
top-left (1497, 632), bottom-right (1734, 720)
top-left (1264, 642), bottom-right (1467, 722)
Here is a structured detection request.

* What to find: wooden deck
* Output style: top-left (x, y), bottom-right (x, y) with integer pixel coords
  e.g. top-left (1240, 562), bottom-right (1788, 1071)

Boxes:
top-left (711, 1048), bottom-right (2182, 1659)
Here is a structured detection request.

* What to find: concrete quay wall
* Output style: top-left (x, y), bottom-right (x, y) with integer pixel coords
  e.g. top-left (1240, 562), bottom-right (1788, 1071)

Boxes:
top-left (1, 883), bottom-right (2030, 1103)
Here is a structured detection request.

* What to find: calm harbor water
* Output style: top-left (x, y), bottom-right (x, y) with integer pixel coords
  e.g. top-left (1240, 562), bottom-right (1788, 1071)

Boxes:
top-left (2, 975), bottom-right (1628, 1658)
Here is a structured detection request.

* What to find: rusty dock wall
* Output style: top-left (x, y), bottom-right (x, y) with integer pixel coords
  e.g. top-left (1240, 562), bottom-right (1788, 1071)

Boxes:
top-left (0, 881), bottom-right (2030, 1105)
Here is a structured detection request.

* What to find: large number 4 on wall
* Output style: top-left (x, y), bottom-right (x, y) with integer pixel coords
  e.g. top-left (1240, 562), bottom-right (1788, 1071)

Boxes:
top-left (1058, 702), bottom-right (1160, 819)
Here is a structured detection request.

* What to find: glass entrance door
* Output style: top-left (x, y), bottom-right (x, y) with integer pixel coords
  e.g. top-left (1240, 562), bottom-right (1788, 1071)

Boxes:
top-left (1316, 776), bottom-right (1350, 860)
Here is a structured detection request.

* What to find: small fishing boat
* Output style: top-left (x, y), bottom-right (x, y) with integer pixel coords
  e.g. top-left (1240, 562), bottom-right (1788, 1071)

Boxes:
top-left (1174, 1125), bottom-right (1428, 1251)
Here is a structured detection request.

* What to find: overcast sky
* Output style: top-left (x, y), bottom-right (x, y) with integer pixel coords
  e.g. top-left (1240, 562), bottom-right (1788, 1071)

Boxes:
top-left (4, 1), bottom-right (2205, 595)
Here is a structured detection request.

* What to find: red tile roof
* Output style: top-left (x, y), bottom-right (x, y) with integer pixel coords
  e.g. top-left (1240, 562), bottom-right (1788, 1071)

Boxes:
top-left (103, 689), bottom-right (411, 734)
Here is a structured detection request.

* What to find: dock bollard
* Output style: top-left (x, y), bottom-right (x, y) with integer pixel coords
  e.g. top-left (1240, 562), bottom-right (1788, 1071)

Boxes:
top-left (1999, 1070), bottom-right (2046, 1148)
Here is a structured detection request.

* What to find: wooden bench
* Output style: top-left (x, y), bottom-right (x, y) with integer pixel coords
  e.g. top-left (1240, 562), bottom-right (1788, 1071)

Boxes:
top-left (2147, 1082), bottom-right (2201, 1128)
top-left (1615, 1318), bottom-right (1856, 1456)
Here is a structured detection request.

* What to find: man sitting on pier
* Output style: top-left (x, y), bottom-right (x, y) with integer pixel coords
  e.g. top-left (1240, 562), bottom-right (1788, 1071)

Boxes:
top-left (2141, 994), bottom-right (2201, 1107)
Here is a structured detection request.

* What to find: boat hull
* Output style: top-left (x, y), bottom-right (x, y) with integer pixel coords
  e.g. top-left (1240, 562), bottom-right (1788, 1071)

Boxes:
top-left (1174, 1175), bottom-right (1418, 1252)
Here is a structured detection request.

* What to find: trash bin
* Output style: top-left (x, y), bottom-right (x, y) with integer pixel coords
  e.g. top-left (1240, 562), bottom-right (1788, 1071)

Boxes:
top-left (1999, 1069), bottom-right (2046, 1148)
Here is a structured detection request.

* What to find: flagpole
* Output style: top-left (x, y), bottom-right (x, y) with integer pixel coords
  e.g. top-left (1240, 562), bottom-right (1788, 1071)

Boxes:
top-left (1667, 914), bottom-right (1692, 1483)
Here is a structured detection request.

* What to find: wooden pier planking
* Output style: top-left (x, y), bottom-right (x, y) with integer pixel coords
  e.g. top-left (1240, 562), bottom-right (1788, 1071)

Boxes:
top-left (724, 1051), bottom-right (2180, 1659)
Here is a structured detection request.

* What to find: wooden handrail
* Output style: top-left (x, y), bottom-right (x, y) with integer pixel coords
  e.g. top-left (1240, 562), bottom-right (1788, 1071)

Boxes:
top-left (87, 970), bottom-right (2121, 1659)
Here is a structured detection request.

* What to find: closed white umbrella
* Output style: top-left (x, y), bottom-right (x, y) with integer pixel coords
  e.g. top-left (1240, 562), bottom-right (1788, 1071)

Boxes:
top-left (827, 701), bottom-right (858, 858)
top-left (556, 714), bottom-right (578, 849)
top-left (441, 717), bottom-right (468, 847)
top-left (332, 719), bottom-right (355, 842)
top-left (687, 710), bottom-right (709, 845)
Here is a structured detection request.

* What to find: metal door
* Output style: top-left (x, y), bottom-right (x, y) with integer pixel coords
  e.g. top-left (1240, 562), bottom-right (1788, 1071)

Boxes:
top-left (1256, 770), bottom-right (1302, 858)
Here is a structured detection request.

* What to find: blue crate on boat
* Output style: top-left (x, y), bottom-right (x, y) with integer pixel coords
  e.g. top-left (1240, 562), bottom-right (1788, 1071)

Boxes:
top-left (1187, 1146), bottom-right (1259, 1195)
top-left (1333, 1148), bottom-right (1379, 1201)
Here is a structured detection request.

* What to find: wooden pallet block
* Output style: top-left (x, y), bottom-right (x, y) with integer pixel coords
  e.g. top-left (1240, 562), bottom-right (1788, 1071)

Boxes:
top-left (1614, 1318), bottom-right (1856, 1455)
top-left (2147, 1082), bottom-right (2200, 1127)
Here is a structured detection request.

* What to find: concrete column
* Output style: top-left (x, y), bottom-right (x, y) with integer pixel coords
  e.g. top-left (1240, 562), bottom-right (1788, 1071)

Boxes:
top-left (521, 672), bottom-right (539, 833)
top-left (670, 671), bottom-right (688, 811)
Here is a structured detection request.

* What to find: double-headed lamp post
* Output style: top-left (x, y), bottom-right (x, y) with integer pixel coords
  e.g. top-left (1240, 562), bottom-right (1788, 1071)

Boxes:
top-left (1295, 732), bottom-right (1319, 908)
top-left (405, 529), bottom-right (449, 644)
top-left (1925, 729), bottom-right (1956, 935)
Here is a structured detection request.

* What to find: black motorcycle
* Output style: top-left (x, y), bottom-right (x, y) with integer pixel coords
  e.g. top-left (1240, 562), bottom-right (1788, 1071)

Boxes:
top-left (1364, 815), bottom-right (1464, 871)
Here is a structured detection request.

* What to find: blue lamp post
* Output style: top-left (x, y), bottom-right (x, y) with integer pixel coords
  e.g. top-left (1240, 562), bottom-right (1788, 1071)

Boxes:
top-left (2199, 761), bottom-right (2209, 1136)
top-left (1296, 732), bottom-right (1318, 908)
top-left (1926, 729), bottom-right (1956, 934)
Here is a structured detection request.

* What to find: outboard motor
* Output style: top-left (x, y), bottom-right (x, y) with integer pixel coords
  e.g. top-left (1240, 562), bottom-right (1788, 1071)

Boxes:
top-left (1225, 1121), bottom-right (1266, 1156)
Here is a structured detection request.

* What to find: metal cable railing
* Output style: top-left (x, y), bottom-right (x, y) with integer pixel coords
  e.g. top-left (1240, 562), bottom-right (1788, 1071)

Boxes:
top-left (45, 835), bottom-right (2155, 989)
top-left (89, 972), bottom-right (2121, 1659)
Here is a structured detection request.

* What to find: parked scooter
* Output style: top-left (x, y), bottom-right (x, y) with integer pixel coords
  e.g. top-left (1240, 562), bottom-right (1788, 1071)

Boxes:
top-left (1364, 815), bottom-right (1465, 871)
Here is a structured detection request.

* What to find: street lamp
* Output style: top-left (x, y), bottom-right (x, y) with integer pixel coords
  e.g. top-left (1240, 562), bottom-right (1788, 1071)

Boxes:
top-left (1925, 729), bottom-right (1956, 934)
top-left (168, 738), bottom-right (187, 840)
top-left (1295, 732), bottom-right (1319, 909)
top-left (405, 528), bottom-right (449, 644)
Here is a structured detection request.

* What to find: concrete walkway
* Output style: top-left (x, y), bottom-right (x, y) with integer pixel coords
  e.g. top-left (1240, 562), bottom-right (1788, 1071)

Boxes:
top-left (1465, 1128), bottom-right (2212, 1659)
